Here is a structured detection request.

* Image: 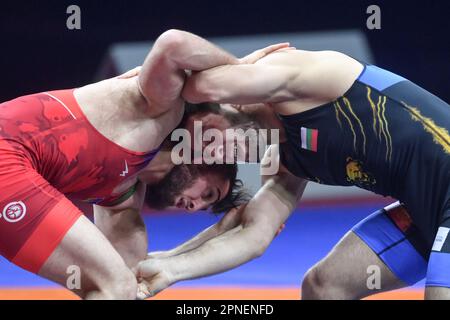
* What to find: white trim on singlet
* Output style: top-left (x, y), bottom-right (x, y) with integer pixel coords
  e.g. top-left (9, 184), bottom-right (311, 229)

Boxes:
top-left (42, 92), bottom-right (77, 119)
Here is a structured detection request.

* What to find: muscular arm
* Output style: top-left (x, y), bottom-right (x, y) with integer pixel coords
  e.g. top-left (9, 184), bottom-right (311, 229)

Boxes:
top-left (94, 181), bottom-right (147, 270)
top-left (182, 49), bottom-right (362, 106)
top-left (148, 206), bottom-right (244, 259)
top-left (167, 172), bottom-right (306, 281)
top-left (182, 50), bottom-right (303, 105)
top-left (138, 146), bottom-right (307, 291)
top-left (138, 29), bottom-right (239, 116)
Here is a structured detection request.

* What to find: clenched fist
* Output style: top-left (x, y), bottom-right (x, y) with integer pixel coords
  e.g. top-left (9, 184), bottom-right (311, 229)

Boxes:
top-left (136, 257), bottom-right (174, 299)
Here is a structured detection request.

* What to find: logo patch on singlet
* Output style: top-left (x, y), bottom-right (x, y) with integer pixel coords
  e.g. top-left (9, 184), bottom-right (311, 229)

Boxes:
top-left (386, 204), bottom-right (412, 232)
top-left (432, 227), bottom-right (450, 252)
top-left (1, 201), bottom-right (27, 223)
top-left (345, 157), bottom-right (376, 187)
top-left (120, 160), bottom-right (129, 177)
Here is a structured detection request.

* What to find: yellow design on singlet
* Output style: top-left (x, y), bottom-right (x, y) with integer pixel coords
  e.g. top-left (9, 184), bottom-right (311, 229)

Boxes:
top-left (402, 102), bottom-right (450, 154)
top-left (366, 86), bottom-right (378, 135)
top-left (334, 100), bottom-right (357, 152)
top-left (380, 96), bottom-right (393, 161)
top-left (333, 88), bottom-right (394, 161)
top-left (366, 87), bottom-right (393, 161)
top-left (343, 97), bottom-right (367, 155)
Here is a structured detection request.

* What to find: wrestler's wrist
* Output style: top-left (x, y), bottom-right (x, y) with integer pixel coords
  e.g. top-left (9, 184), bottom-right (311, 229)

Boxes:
top-left (163, 256), bottom-right (186, 284)
top-left (147, 249), bottom-right (174, 259)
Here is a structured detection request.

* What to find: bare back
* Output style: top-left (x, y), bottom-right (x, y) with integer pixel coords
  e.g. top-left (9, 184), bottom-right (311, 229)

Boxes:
top-left (74, 76), bottom-right (184, 153)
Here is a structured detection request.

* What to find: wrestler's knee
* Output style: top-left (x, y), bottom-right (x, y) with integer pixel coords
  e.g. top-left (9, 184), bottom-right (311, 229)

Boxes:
top-left (82, 267), bottom-right (137, 300)
top-left (301, 264), bottom-right (356, 300)
top-left (302, 265), bottom-right (330, 299)
top-left (107, 268), bottom-right (137, 299)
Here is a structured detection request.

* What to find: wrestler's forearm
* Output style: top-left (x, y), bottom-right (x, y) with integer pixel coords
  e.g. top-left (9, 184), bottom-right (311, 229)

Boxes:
top-left (182, 63), bottom-right (297, 104)
top-left (174, 224), bottom-right (271, 282)
top-left (109, 211), bottom-right (148, 270)
top-left (94, 206), bottom-right (148, 270)
top-left (160, 173), bottom-right (306, 282)
top-left (163, 187), bottom-right (296, 282)
top-left (153, 224), bottom-right (222, 258)
top-left (150, 207), bottom-right (243, 258)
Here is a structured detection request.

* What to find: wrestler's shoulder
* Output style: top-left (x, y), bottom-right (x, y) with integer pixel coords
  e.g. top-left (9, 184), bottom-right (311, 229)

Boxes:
top-left (75, 76), bottom-right (145, 112)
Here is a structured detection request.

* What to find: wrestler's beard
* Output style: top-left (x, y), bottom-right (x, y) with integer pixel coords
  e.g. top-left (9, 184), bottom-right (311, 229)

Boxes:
top-left (145, 164), bottom-right (198, 210)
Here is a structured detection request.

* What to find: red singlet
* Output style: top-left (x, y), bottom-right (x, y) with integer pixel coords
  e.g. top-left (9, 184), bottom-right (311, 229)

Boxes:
top-left (0, 89), bottom-right (159, 273)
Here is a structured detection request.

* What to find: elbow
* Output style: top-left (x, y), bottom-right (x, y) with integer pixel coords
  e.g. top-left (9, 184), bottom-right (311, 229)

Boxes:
top-left (154, 29), bottom-right (187, 56)
top-left (182, 84), bottom-right (208, 104)
top-left (251, 242), bottom-right (269, 259)
top-left (249, 234), bottom-right (272, 259)
top-left (251, 246), bottom-right (266, 259)
top-left (245, 221), bottom-right (277, 259)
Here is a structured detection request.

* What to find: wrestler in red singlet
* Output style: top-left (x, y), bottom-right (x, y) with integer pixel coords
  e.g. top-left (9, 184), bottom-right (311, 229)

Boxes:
top-left (0, 89), bottom-right (159, 273)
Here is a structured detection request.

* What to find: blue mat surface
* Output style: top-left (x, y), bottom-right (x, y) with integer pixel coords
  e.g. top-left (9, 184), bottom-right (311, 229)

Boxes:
top-left (0, 203), bottom-right (424, 288)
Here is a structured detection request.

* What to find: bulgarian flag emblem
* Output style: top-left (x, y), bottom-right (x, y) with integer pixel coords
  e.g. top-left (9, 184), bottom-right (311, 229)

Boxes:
top-left (300, 127), bottom-right (318, 152)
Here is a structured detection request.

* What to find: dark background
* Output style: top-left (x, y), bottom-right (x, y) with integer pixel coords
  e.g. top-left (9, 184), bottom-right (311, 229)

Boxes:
top-left (0, 0), bottom-right (449, 103)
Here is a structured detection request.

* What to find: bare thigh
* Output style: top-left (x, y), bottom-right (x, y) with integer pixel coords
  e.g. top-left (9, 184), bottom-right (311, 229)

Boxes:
top-left (302, 231), bottom-right (406, 299)
top-left (426, 287), bottom-right (450, 299)
top-left (39, 215), bottom-right (135, 299)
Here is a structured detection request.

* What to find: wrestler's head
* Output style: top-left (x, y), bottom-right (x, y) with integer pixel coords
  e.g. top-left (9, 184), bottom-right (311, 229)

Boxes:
top-left (178, 102), bottom-right (264, 163)
top-left (145, 163), bottom-right (249, 213)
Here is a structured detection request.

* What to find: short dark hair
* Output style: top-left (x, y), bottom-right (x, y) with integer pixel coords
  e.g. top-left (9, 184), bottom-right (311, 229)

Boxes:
top-left (168, 102), bottom-right (255, 213)
top-left (212, 178), bottom-right (249, 214)
top-left (193, 163), bottom-right (250, 214)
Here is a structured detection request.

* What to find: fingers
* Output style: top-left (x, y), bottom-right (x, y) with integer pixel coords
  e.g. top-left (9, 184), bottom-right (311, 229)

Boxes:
top-left (136, 259), bottom-right (160, 278)
top-left (136, 277), bottom-right (167, 300)
top-left (239, 42), bottom-right (295, 64)
top-left (116, 66), bottom-right (142, 79)
top-left (255, 43), bottom-right (291, 58)
top-left (136, 282), bottom-right (151, 300)
top-left (258, 44), bottom-right (296, 58)
top-left (259, 42), bottom-right (290, 54)
top-left (275, 46), bottom-right (297, 52)
top-left (136, 259), bottom-right (173, 299)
